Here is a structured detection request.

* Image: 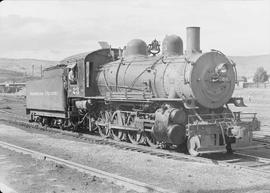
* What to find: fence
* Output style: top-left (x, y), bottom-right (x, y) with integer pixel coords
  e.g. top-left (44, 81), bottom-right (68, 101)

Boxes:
top-left (242, 82), bottom-right (270, 88)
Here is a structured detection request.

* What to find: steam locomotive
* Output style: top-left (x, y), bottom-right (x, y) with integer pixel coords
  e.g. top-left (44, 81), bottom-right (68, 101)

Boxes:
top-left (26, 27), bottom-right (260, 156)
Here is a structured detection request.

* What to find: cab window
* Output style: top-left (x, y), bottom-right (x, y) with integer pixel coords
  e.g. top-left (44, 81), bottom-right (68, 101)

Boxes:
top-left (68, 64), bottom-right (78, 84)
top-left (85, 61), bottom-right (93, 87)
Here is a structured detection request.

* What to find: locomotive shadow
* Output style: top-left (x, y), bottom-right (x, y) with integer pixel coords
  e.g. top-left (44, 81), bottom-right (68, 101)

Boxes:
top-left (201, 151), bottom-right (264, 165)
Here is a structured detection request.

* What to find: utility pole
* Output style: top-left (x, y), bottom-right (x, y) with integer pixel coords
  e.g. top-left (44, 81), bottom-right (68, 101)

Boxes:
top-left (40, 64), bottom-right (43, 78)
top-left (32, 65), bottom-right (34, 77)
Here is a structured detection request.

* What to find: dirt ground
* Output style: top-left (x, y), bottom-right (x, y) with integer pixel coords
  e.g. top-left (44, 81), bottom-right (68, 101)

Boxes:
top-left (233, 88), bottom-right (270, 136)
top-left (0, 124), bottom-right (270, 193)
top-left (1, 91), bottom-right (270, 193)
top-left (0, 146), bottom-right (134, 193)
top-left (0, 94), bottom-right (26, 116)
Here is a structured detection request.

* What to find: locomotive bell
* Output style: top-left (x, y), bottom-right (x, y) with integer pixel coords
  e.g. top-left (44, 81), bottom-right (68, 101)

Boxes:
top-left (125, 39), bottom-right (148, 56)
top-left (162, 35), bottom-right (183, 56)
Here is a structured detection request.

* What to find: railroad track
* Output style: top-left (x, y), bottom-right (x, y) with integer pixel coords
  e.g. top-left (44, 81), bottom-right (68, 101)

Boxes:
top-left (253, 133), bottom-right (270, 144)
top-left (1, 109), bottom-right (270, 179)
top-left (0, 109), bottom-right (212, 164)
top-left (0, 140), bottom-right (175, 193)
top-left (204, 151), bottom-right (270, 178)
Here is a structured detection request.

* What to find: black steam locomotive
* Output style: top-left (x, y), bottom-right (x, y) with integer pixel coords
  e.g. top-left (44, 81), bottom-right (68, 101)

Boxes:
top-left (26, 27), bottom-right (259, 156)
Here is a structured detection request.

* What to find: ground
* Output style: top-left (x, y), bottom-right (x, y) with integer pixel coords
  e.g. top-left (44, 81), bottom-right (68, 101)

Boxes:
top-left (0, 146), bottom-right (133, 193)
top-left (0, 90), bottom-right (270, 193)
top-left (0, 124), bottom-right (270, 193)
top-left (233, 88), bottom-right (270, 135)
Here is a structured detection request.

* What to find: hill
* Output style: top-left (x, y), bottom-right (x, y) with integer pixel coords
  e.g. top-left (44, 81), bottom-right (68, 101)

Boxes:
top-left (0, 58), bottom-right (58, 82)
top-left (0, 69), bottom-right (25, 82)
top-left (230, 54), bottom-right (270, 77)
top-left (0, 54), bottom-right (269, 82)
top-left (0, 69), bottom-right (41, 83)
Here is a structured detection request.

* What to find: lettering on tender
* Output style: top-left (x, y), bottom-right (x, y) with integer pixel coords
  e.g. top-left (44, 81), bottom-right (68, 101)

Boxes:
top-left (45, 91), bottom-right (58, 96)
top-left (29, 92), bottom-right (44, 96)
top-left (29, 91), bottom-right (58, 96)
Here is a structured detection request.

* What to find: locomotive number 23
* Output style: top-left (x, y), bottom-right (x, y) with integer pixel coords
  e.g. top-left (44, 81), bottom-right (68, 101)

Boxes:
top-left (72, 87), bottom-right (80, 95)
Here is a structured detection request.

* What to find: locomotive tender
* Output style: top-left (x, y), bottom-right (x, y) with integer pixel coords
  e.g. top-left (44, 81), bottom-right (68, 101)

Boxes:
top-left (26, 27), bottom-right (259, 156)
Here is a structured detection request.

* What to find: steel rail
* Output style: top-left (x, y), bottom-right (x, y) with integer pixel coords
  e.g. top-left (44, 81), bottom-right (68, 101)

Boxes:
top-left (218, 152), bottom-right (270, 178)
top-left (0, 109), bottom-right (269, 163)
top-left (0, 140), bottom-right (176, 193)
top-left (0, 117), bottom-right (212, 164)
top-left (234, 152), bottom-right (270, 164)
top-left (1, 109), bottom-right (270, 179)
top-left (0, 110), bottom-right (215, 164)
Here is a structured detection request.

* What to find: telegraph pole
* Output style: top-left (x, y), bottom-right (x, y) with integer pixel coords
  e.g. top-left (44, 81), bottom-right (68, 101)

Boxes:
top-left (32, 65), bottom-right (34, 77)
top-left (40, 64), bottom-right (43, 77)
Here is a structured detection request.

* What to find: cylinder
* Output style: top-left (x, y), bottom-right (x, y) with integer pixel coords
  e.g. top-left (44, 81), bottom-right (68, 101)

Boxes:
top-left (186, 27), bottom-right (201, 54)
top-left (167, 124), bottom-right (186, 145)
top-left (153, 107), bottom-right (186, 145)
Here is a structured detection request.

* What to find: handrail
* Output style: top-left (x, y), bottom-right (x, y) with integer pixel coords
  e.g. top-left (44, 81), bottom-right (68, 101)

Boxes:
top-left (187, 112), bottom-right (257, 124)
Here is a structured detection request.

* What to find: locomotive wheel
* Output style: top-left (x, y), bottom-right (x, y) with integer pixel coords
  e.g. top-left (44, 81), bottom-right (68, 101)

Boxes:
top-left (59, 123), bottom-right (64, 130)
top-left (126, 114), bottom-right (143, 144)
top-left (71, 122), bottom-right (79, 132)
top-left (145, 131), bottom-right (159, 148)
top-left (96, 111), bottom-right (111, 138)
top-left (61, 119), bottom-right (72, 130)
top-left (41, 117), bottom-right (48, 127)
top-left (187, 135), bottom-right (201, 156)
top-left (110, 111), bottom-right (124, 141)
top-left (128, 131), bottom-right (143, 145)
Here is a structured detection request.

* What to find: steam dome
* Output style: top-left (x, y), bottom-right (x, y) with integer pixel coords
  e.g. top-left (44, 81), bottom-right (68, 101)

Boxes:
top-left (162, 35), bottom-right (183, 56)
top-left (125, 39), bottom-right (148, 56)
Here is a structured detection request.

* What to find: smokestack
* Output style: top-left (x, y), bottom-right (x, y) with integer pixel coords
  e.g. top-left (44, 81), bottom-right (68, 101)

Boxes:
top-left (186, 27), bottom-right (201, 54)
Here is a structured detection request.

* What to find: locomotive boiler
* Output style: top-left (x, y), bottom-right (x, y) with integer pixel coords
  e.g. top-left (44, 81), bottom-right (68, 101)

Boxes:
top-left (97, 28), bottom-right (235, 109)
top-left (26, 27), bottom-right (260, 156)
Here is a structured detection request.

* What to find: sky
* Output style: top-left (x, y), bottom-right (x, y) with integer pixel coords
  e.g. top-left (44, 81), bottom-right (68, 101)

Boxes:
top-left (0, 0), bottom-right (270, 60)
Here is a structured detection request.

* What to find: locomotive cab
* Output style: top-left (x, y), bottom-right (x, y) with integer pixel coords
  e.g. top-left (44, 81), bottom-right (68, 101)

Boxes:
top-left (65, 48), bottom-right (121, 98)
top-left (67, 60), bottom-right (85, 97)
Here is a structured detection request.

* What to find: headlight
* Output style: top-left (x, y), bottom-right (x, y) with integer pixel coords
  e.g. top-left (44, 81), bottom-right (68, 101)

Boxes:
top-left (215, 63), bottom-right (228, 76)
